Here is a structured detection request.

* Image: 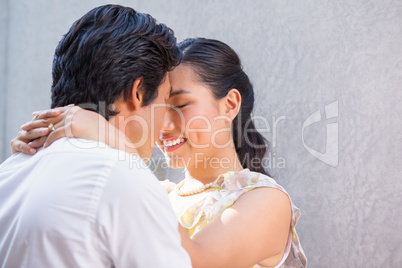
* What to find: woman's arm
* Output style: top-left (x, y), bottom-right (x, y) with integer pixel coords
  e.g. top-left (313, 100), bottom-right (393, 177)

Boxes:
top-left (11, 105), bottom-right (137, 155)
top-left (180, 187), bottom-right (292, 268)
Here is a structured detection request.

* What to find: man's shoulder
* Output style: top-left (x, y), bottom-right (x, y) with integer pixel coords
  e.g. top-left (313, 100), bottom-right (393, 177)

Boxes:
top-left (50, 138), bottom-right (122, 155)
top-left (56, 138), bottom-right (154, 178)
top-left (44, 138), bottom-right (141, 165)
top-left (1, 138), bottom-right (150, 181)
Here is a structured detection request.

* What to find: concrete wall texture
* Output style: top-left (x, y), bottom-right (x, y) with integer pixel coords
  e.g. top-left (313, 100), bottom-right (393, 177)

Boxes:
top-left (1, 0), bottom-right (401, 267)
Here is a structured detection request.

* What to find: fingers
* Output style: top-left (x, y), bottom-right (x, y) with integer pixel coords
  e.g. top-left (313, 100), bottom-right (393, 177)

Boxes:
top-left (10, 138), bottom-right (36, 155)
top-left (31, 104), bottom-right (75, 120)
top-left (19, 128), bottom-right (51, 141)
top-left (28, 136), bottom-right (47, 148)
top-left (21, 114), bottom-right (64, 131)
top-left (22, 105), bottom-right (78, 131)
top-left (10, 127), bottom-right (51, 155)
top-left (11, 104), bottom-right (77, 154)
top-left (32, 109), bottom-right (62, 121)
top-left (44, 127), bottom-right (70, 148)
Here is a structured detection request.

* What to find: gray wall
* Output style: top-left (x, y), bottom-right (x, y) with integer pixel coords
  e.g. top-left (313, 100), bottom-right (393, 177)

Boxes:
top-left (1, 0), bottom-right (401, 267)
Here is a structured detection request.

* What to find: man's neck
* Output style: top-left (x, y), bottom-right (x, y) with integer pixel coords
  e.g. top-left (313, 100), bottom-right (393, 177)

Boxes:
top-left (107, 117), bottom-right (139, 155)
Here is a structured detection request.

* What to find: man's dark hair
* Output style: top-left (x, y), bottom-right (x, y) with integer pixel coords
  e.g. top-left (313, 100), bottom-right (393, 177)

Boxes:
top-left (51, 4), bottom-right (181, 118)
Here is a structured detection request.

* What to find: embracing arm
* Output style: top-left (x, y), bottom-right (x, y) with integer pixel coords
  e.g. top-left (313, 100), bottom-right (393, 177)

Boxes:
top-left (10, 106), bottom-right (137, 155)
top-left (180, 187), bottom-right (292, 268)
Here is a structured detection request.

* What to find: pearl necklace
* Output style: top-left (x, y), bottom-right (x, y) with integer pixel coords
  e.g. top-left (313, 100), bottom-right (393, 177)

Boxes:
top-left (176, 180), bottom-right (215, 197)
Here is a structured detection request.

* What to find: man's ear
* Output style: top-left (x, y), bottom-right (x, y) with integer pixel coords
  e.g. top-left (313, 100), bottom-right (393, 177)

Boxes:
top-left (129, 77), bottom-right (145, 111)
top-left (223, 88), bottom-right (242, 121)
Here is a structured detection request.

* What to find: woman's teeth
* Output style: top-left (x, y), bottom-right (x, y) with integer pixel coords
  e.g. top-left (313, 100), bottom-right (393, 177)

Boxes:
top-left (163, 138), bottom-right (185, 148)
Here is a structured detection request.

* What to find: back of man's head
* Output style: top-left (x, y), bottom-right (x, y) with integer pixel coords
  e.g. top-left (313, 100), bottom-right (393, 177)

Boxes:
top-left (50, 4), bottom-right (181, 118)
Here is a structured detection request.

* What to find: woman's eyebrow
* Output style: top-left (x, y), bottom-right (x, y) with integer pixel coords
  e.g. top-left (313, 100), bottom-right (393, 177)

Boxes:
top-left (169, 89), bottom-right (191, 97)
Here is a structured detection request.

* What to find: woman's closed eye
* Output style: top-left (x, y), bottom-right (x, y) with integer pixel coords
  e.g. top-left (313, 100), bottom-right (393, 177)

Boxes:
top-left (173, 102), bottom-right (190, 109)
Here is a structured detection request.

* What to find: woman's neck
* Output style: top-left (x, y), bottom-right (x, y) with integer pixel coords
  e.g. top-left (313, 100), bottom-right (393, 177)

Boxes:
top-left (185, 147), bottom-right (243, 185)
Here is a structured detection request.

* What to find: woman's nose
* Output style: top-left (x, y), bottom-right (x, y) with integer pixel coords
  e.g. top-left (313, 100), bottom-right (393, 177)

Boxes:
top-left (160, 114), bottom-right (175, 133)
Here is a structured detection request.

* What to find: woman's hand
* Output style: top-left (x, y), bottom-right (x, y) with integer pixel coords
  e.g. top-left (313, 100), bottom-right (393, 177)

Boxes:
top-left (10, 105), bottom-right (100, 154)
top-left (10, 106), bottom-right (71, 155)
top-left (11, 104), bottom-right (137, 155)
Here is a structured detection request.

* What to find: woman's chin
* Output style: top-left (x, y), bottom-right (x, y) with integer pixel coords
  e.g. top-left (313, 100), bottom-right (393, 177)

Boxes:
top-left (164, 153), bottom-right (187, 169)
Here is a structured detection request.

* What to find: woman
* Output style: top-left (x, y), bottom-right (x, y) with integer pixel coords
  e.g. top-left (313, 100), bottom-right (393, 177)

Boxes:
top-left (12, 38), bottom-right (307, 268)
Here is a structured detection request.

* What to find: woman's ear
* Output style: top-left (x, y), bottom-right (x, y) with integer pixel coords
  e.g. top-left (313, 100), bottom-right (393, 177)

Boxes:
top-left (223, 89), bottom-right (241, 121)
top-left (129, 77), bottom-right (145, 111)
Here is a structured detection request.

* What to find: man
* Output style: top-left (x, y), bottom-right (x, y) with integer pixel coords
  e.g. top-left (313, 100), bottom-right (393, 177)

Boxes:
top-left (0, 5), bottom-right (191, 267)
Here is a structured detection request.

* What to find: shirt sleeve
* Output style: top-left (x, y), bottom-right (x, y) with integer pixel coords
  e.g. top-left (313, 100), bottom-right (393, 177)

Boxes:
top-left (94, 158), bottom-right (192, 268)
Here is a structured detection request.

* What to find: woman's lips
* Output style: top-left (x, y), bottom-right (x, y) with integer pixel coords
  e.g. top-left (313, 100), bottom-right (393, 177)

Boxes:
top-left (163, 137), bottom-right (187, 152)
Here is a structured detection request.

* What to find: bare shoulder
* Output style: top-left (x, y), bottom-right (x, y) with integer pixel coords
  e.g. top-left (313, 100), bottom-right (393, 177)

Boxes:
top-left (190, 186), bottom-right (293, 267)
top-left (233, 187), bottom-right (292, 215)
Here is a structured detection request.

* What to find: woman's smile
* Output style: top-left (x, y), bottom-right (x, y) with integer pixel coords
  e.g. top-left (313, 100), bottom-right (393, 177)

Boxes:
top-left (162, 136), bottom-right (187, 152)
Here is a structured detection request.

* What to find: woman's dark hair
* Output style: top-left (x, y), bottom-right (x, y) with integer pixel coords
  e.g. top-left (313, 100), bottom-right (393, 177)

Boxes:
top-left (178, 38), bottom-right (270, 176)
top-left (51, 4), bottom-right (181, 119)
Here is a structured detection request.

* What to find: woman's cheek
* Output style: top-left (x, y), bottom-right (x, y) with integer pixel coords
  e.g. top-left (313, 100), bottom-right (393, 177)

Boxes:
top-left (211, 124), bottom-right (232, 148)
top-left (185, 116), bottom-right (213, 149)
top-left (192, 132), bottom-right (212, 149)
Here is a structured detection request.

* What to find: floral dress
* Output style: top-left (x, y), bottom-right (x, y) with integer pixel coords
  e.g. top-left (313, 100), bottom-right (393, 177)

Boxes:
top-left (167, 169), bottom-right (307, 268)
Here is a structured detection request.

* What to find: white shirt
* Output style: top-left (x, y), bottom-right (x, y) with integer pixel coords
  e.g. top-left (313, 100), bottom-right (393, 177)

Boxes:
top-left (0, 138), bottom-right (192, 268)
